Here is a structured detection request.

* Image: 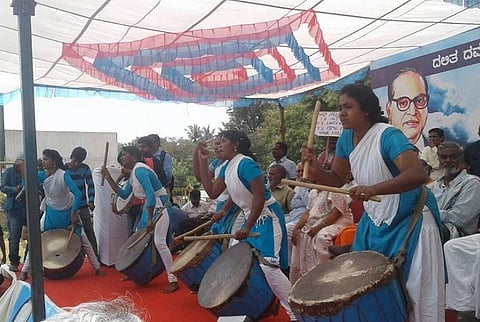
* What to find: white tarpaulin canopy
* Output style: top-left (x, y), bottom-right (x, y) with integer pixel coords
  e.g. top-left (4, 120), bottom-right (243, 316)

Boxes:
top-left (1, 0), bottom-right (479, 104)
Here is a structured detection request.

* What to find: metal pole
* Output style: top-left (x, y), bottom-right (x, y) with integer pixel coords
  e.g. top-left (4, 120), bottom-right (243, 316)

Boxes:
top-left (278, 101), bottom-right (286, 143)
top-left (0, 104), bottom-right (5, 161)
top-left (11, 1), bottom-right (46, 321)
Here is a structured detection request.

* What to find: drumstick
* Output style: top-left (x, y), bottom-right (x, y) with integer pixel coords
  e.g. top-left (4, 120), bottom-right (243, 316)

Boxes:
top-left (303, 100), bottom-right (321, 180)
top-left (183, 232), bottom-right (260, 241)
top-left (66, 222), bottom-right (77, 249)
top-left (127, 206), bottom-right (166, 249)
top-left (281, 179), bottom-right (382, 202)
top-left (101, 142), bottom-right (109, 186)
top-left (173, 220), bottom-right (213, 241)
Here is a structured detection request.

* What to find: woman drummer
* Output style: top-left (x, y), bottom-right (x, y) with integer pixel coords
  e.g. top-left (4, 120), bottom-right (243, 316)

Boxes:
top-left (303, 84), bottom-right (445, 322)
top-left (197, 130), bottom-right (297, 321)
top-left (193, 134), bottom-right (241, 236)
top-left (21, 149), bottom-right (103, 280)
top-left (102, 146), bottom-right (179, 293)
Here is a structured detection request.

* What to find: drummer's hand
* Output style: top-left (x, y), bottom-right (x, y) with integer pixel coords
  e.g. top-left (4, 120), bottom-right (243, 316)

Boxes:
top-left (70, 211), bottom-right (80, 226)
top-left (197, 141), bottom-right (209, 160)
top-left (212, 210), bottom-right (225, 222)
top-left (301, 144), bottom-right (316, 163)
top-left (100, 166), bottom-right (111, 178)
top-left (146, 220), bottom-right (155, 232)
top-left (234, 228), bottom-right (250, 240)
top-left (349, 185), bottom-right (376, 201)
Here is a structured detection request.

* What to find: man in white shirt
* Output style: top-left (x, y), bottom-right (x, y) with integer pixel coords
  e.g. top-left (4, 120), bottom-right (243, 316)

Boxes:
top-left (181, 189), bottom-right (210, 218)
top-left (268, 142), bottom-right (297, 180)
top-left (431, 141), bottom-right (480, 241)
top-left (420, 128), bottom-right (445, 180)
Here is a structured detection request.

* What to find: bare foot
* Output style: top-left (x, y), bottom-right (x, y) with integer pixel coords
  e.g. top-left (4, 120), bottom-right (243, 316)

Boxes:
top-left (95, 269), bottom-right (105, 276)
top-left (163, 282), bottom-right (179, 293)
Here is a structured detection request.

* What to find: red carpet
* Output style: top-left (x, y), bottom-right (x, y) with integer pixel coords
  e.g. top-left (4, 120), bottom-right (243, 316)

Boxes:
top-left (41, 259), bottom-right (290, 321)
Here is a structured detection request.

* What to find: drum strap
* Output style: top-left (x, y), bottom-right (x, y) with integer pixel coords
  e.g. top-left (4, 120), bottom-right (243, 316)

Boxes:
top-left (251, 248), bottom-right (278, 268)
top-left (392, 186), bottom-right (427, 314)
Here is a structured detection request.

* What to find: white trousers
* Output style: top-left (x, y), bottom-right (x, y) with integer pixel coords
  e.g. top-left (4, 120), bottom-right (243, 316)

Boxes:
top-left (153, 208), bottom-right (177, 283)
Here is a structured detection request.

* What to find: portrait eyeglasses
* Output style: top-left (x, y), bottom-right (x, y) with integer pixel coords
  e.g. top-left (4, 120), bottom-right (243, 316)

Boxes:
top-left (391, 94), bottom-right (428, 111)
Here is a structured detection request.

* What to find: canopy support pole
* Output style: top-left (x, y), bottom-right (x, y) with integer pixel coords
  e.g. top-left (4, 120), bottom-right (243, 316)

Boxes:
top-left (278, 101), bottom-right (286, 143)
top-left (11, 1), bottom-right (45, 321)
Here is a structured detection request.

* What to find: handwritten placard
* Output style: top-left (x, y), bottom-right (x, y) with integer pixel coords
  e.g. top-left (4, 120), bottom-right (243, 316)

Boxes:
top-left (315, 111), bottom-right (342, 137)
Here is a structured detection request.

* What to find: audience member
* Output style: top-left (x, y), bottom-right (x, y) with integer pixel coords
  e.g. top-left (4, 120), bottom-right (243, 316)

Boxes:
top-left (317, 136), bottom-right (337, 170)
top-left (464, 124), bottom-right (480, 177)
top-left (44, 296), bottom-right (145, 321)
top-left (267, 164), bottom-right (294, 215)
top-left (420, 128), bottom-right (445, 180)
top-left (148, 134), bottom-right (174, 203)
top-left (431, 141), bottom-right (480, 241)
top-left (444, 234), bottom-right (480, 321)
top-left (179, 189), bottom-right (211, 234)
top-left (65, 147), bottom-right (99, 259)
top-left (284, 163), bottom-right (310, 263)
top-left (268, 142), bottom-right (297, 180)
top-left (290, 187), bottom-right (353, 284)
top-left (0, 154), bottom-right (27, 272)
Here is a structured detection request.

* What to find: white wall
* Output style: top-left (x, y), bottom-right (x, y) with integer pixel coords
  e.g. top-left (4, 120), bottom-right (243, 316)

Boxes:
top-left (5, 130), bottom-right (119, 168)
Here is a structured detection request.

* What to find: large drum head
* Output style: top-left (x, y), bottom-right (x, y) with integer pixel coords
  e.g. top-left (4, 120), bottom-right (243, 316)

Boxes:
top-left (171, 239), bottom-right (215, 273)
top-left (112, 177), bottom-right (133, 214)
top-left (289, 250), bottom-right (396, 317)
top-left (198, 242), bottom-right (252, 309)
top-left (41, 229), bottom-right (82, 270)
top-left (115, 229), bottom-right (152, 272)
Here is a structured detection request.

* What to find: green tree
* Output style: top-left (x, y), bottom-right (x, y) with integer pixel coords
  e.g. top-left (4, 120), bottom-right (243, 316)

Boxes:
top-left (185, 124), bottom-right (203, 142)
top-left (223, 101), bottom-right (269, 133)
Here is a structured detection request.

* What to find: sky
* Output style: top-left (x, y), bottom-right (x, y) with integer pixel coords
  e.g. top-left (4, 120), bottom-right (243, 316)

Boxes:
top-left (3, 96), bottom-right (230, 144)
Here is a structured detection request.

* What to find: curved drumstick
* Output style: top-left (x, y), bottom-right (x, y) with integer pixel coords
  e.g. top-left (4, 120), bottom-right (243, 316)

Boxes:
top-left (183, 232), bottom-right (260, 241)
top-left (281, 179), bottom-right (382, 202)
top-left (127, 206), bottom-right (166, 249)
top-left (173, 219), bottom-right (213, 242)
top-left (303, 100), bottom-right (321, 180)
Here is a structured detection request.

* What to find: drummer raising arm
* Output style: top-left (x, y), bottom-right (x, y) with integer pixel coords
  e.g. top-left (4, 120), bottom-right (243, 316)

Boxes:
top-left (102, 146), bottom-right (179, 293)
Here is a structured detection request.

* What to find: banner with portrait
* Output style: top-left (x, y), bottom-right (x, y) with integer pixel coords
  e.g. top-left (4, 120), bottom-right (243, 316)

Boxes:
top-left (370, 27), bottom-right (480, 150)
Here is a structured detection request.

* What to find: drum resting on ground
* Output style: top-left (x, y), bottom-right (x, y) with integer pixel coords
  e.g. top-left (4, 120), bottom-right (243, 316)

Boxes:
top-left (288, 250), bottom-right (408, 322)
top-left (41, 229), bottom-right (85, 280)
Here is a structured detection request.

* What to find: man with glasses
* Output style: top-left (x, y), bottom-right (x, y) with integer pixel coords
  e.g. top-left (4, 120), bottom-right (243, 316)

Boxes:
top-left (386, 68), bottom-right (429, 149)
top-left (431, 141), bottom-right (480, 242)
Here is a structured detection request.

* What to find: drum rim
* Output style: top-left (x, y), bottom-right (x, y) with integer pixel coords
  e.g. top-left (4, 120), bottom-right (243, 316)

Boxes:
top-left (170, 239), bottom-right (216, 273)
top-left (197, 242), bottom-right (253, 309)
top-left (115, 229), bottom-right (153, 271)
top-left (288, 250), bottom-right (396, 317)
top-left (41, 229), bottom-right (83, 270)
top-left (112, 176), bottom-right (134, 214)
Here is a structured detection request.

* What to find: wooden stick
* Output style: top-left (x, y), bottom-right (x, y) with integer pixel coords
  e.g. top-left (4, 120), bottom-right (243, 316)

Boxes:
top-left (281, 179), bottom-right (382, 202)
top-left (66, 222), bottom-right (77, 249)
top-left (303, 100), bottom-right (321, 180)
top-left (127, 206), bottom-right (166, 249)
top-left (183, 232), bottom-right (260, 241)
top-left (173, 220), bottom-right (213, 241)
top-left (101, 142), bottom-right (109, 186)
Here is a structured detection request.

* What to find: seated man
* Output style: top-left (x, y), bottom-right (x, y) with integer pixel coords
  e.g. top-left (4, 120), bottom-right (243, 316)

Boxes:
top-left (179, 189), bottom-right (211, 234)
top-left (267, 164), bottom-right (294, 215)
top-left (444, 234), bottom-right (480, 321)
top-left (431, 141), bottom-right (480, 240)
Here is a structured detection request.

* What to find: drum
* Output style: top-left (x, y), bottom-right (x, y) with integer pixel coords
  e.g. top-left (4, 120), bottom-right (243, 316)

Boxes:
top-left (115, 228), bottom-right (165, 285)
top-left (288, 251), bottom-right (408, 322)
top-left (170, 239), bottom-right (222, 292)
top-left (111, 176), bottom-right (133, 215)
top-left (41, 229), bottom-right (85, 280)
top-left (197, 242), bottom-right (276, 321)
